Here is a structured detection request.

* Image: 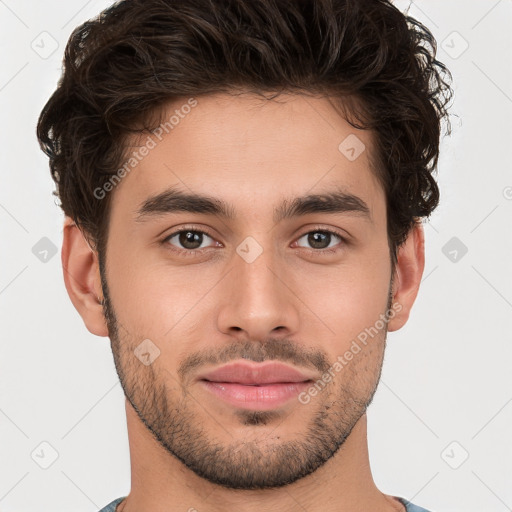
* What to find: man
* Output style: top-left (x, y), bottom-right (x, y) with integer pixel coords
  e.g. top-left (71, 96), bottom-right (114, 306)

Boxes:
top-left (37, 0), bottom-right (453, 510)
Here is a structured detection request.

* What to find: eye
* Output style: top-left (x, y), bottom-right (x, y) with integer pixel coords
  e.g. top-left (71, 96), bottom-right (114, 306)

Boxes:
top-left (294, 228), bottom-right (346, 254)
top-left (162, 227), bottom-right (219, 254)
top-left (161, 225), bottom-right (347, 258)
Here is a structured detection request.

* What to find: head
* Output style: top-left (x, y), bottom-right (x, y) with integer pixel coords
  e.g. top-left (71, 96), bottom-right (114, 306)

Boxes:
top-left (37, 0), bottom-right (452, 490)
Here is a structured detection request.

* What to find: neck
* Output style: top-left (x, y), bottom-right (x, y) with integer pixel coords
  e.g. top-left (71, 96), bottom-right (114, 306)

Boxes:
top-left (119, 400), bottom-right (404, 512)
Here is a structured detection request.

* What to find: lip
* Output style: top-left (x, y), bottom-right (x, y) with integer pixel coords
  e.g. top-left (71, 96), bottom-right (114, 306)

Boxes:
top-left (197, 361), bottom-right (317, 385)
top-left (197, 361), bottom-right (316, 411)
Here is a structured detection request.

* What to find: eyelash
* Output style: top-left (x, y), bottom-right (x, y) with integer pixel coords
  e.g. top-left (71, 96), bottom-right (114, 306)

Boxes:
top-left (161, 225), bottom-right (347, 258)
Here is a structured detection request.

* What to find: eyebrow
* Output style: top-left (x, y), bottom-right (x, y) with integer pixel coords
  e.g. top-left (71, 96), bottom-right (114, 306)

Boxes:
top-left (135, 185), bottom-right (372, 224)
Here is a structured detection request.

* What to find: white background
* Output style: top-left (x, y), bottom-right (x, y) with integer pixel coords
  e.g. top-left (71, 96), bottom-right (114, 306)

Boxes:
top-left (0, 1), bottom-right (511, 511)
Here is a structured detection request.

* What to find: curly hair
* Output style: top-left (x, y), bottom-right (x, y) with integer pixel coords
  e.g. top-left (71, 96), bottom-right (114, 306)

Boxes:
top-left (36, 0), bottom-right (453, 267)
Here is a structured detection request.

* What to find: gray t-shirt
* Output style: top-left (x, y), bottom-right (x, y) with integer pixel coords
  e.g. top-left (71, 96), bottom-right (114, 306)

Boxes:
top-left (98, 496), bottom-right (433, 511)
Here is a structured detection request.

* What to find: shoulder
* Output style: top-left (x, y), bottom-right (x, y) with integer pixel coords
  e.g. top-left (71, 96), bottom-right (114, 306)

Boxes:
top-left (396, 497), bottom-right (434, 512)
top-left (97, 497), bottom-right (126, 512)
top-left (406, 505), bottom-right (433, 512)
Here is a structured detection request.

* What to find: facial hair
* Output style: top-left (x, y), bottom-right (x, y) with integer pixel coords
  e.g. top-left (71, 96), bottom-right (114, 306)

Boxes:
top-left (99, 257), bottom-right (392, 490)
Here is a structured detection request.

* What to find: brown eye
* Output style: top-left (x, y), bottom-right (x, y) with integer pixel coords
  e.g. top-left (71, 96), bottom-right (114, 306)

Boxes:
top-left (164, 229), bottom-right (215, 251)
top-left (296, 230), bottom-right (343, 251)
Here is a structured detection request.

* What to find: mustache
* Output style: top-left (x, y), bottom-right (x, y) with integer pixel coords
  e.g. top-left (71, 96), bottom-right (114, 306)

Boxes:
top-left (177, 338), bottom-right (331, 381)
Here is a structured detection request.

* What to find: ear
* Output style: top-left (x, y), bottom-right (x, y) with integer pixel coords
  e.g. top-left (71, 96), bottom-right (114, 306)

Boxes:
top-left (61, 217), bottom-right (108, 337)
top-left (387, 220), bottom-right (425, 332)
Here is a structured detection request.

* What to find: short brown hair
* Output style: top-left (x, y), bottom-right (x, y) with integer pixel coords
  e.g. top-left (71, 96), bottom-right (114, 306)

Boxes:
top-left (36, 0), bottom-right (453, 266)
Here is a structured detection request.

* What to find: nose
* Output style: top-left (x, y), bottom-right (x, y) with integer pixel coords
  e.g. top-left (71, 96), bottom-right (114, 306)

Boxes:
top-left (216, 240), bottom-right (300, 342)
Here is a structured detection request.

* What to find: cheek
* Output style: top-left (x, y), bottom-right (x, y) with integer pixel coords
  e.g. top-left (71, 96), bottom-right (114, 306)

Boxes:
top-left (106, 227), bottom-right (391, 349)
top-left (301, 255), bottom-right (391, 338)
top-left (107, 251), bottom-right (219, 343)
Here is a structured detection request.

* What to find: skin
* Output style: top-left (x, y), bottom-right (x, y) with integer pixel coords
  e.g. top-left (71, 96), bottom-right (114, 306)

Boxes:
top-left (62, 91), bottom-right (425, 512)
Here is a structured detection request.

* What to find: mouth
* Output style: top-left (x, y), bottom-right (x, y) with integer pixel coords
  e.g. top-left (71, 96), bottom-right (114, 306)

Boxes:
top-left (199, 379), bottom-right (313, 410)
top-left (196, 361), bottom-right (317, 411)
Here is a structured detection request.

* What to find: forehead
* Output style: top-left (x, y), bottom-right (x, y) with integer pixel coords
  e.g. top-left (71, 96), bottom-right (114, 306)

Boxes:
top-left (111, 91), bottom-right (385, 223)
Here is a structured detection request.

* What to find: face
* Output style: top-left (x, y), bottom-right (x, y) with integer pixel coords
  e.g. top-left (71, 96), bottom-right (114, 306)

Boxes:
top-left (100, 91), bottom-right (395, 489)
